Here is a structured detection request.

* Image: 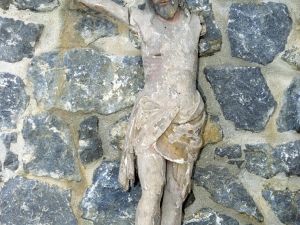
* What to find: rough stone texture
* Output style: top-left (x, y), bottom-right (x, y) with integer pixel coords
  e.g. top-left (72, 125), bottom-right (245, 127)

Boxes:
top-left (194, 166), bottom-right (263, 222)
top-left (282, 46), bottom-right (300, 70)
top-left (0, 73), bottom-right (29, 131)
top-left (109, 114), bottom-right (130, 151)
top-left (272, 140), bottom-right (300, 176)
top-left (262, 189), bottom-right (300, 225)
top-left (227, 2), bottom-right (292, 65)
top-left (183, 208), bottom-right (239, 225)
top-left (277, 77), bottom-right (300, 133)
top-left (215, 145), bottom-right (242, 159)
top-left (78, 116), bottom-right (103, 166)
top-left (0, 176), bottom-right (77, 225)
top-left (202, 115), bottom-right (223, 146)
top-left (228, 160), bottom-right (244, 168)
top-left (244, 144), bottom-right (287, 179)
top-left (75, 15), bottom-right (118, 45)
top-left (0, 0), bottom-right (10, 9)
top-left (80, 161), bottom-right (141, 225)
top-left (244, 141), bottom-right (300, 178)
top-left (27, 51), bottom-right (63, 110)
top-left (0, 132), bottom-right (19, 171)
top-left (22, 113), bottom-right (81, 181)
top-left (60, 49), bottom-right (144, 114)
top-left (205, 66), bottom-right (277, 132)
top-left (186, 0), bottom-right (222, 57)
top-left (27, 49), bottom-right (144, 114)
top-left (13, 0), bottom-right (60, 11)
top-left (0, 17), bottom-right (43, 63)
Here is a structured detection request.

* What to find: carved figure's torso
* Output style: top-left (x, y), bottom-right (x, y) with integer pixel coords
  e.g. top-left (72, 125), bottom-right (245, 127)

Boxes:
top-left (130, 9), bottom-right (201, 111)
top-left (123, 8), bottom-right (205, 163)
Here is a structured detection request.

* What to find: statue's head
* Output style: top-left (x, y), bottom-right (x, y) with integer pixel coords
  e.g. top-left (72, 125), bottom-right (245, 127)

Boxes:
top-left (152, 0), bottom-right (179, 20)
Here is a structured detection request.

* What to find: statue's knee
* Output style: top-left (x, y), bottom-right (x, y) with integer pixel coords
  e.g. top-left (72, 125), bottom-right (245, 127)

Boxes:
top-left (142, 179), bottom-right (165, 198)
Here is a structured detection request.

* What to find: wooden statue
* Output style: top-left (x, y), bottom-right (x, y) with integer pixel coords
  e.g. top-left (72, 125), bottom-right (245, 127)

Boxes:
top-left (78, 0), bottom-right (206, 224)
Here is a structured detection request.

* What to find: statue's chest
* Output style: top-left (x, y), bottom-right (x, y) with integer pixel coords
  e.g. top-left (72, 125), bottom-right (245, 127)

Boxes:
top-left (140, 18), bottom-right (198, 56)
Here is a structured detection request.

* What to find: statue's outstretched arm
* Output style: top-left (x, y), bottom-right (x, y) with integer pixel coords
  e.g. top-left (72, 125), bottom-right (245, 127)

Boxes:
top-left (79, 0), bottom-right (131, 29)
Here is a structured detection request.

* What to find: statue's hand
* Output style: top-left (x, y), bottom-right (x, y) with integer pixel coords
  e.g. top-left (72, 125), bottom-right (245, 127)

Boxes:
top-left (200, 15), bottom-right (206, 36)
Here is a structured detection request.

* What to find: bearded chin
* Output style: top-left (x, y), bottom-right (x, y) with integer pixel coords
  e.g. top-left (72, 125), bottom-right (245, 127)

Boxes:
top-left (154, 3), bottom-right (178, 20)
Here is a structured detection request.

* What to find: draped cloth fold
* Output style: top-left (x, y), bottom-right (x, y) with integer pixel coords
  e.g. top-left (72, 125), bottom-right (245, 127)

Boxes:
top-left (118, 91), bottom-right (205, 191)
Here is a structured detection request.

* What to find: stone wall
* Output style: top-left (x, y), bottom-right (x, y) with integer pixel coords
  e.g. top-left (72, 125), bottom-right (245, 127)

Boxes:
top-left (0, 0), bottom-right (299, 224)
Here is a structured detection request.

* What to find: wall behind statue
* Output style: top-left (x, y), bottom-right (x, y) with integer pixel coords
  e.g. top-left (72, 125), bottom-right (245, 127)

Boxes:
top-left (0, 0), bottom-right (299, 224)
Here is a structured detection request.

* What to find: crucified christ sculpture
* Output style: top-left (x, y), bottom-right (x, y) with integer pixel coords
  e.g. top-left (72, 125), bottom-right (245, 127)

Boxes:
top-left (78, 0), bottom-right (206, 224)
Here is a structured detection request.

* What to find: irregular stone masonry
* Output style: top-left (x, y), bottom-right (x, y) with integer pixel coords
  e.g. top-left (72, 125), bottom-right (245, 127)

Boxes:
top-left (0, 73), bottom-right (29, 131)
top-left (78, 116), bottom-right (103, 166)
top-left (0, 17), bottom-right (43, 62)
top-left (80, 161), bottom-right (141, 224)
top-left (27, 49), bottom-right (144, 114)
top-left (0, 176), bottom-right (77, 225)
top-left (205, 66), bottom-right (277, 132)
top-left (0, 0), bottom-right (299, 224)
top-left (22, 113), bottom-right (81, 181)
top-left (228, 2), bottom-right (292, 65)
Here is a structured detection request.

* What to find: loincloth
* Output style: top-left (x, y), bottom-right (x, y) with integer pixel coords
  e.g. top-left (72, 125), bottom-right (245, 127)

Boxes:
top-left (119, 91), bottom-right (205, 190)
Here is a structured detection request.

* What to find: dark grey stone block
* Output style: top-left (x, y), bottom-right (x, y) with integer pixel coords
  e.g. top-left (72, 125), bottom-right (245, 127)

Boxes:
top-left (228, 2), bottom-right (292, 65)
top-left (80, 161), bottom-right (141, 225)
top-left (78, 116), bottom-right (103, 166)
top-left (262, 189), bottom-right (300, 225)
top-left (205, 66), bottom-right (277, 132)
top-left (282, 46), bottom-right (300, 70)
top-left (0, 73), bottom-right (29, 131)
top-left (215, 145), bottom-right (242, 159)
top-left (79, 116), bottom-right (98, 139)
top-left (75, 15), bottom-right (118, 45)
top-left (0, 17), bottom-right (43, 62)
top-left (244, 142), bottom-right (300, 178)
top-left (244, 144), bottom-right (287, 179)
top-left (61, 49), bottom-right (144, 114)
top-left (27, 51), bottom-right (63, 110)
top-left (194, 166), bottom-right (263, 222)
top-left (13, 0), bottom-right (59, 11)
top-left (1, 133), bottom-right (19, 171)
top-left (218, 214), bottom-right (240, 225)
top-left (0, 176), bottom-right (77, 225)
top-left (183, 208), bottom-right (239, 225)
top-left (0, 0), bottom-right (10, 9)
top-left (295, 193), bottom-right (300, 222)
top-left (272, 140), bottom-right (300, 176)
top-left (185, 0), bottom-right (222, 57)
top-left (245, 143), bottom-right (272, 153)
top-left (22, 113), bottom-right (81, 181)
top-left (228, 160), bottom-right (244, 168)
top-left (28, 49), bottom-right (144, 114)
top-left (277, 77), bottom-right (300, 133)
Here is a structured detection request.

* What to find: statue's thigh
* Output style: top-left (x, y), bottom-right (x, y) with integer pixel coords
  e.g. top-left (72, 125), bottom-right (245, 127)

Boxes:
top-left (170, 162), bottom-right (194, 200)
top-left (137, 152), bottom-right (166, 193)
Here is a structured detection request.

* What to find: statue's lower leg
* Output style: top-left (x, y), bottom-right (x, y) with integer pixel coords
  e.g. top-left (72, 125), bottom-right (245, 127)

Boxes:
top-left (135, 151), bottom-right (166, 225)
top-left (161, 161), bottom-right (183, 225)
